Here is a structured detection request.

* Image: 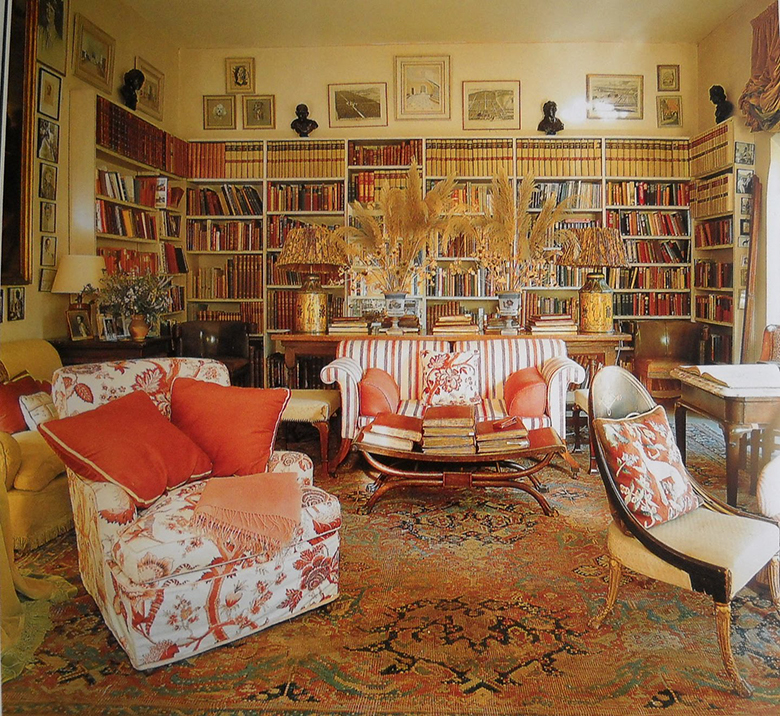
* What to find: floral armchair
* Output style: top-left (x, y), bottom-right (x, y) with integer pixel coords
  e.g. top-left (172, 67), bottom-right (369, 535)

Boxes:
top-left (52, 358), bottom-right (341, 670)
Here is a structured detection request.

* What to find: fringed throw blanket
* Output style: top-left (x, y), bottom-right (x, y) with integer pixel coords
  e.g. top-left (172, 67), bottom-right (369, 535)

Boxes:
top-left (192, 472), bottom-right (302, 555)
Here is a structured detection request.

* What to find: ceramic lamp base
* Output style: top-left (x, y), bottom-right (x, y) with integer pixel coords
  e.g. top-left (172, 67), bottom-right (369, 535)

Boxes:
top-left (294, 275), bottom-right (328, 334)
top-left (579, 272), bottom-right (614, 334)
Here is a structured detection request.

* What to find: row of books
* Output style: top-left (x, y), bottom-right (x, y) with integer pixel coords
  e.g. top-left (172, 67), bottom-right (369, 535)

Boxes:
top-left (187, 185), bottom-right (263, 216)
top-left (695, 294), bottom-right (733, 323)
top-left (426, 139), bottom-right (514, 177)
top-left (186, 219), bottom-right (263, 252)
top-left (522, 295), bottom-right (577, 324)
top-left (268, 290), bottom-right (344, 330)
top-left (96, 200), bottom-right (159, 240)
top-left (349, 171), bottom-right (408, 206)
top-left (97, 247), bottom-right (159, 276)
top-left (159, 242), bottom-right (189, 274)
top-left (328, 316), bottom-right (370, 335)
top-left (605, 181), bottom-right (690, 208)
top-left (348, 140), bottom-right (422, 167)
top-left (96, 170), bottom-right (165, 208)
top-left (694, 217), bottom-right (733, 248)
top-left (689, 121), bottom-right (733, 178)
top-left (427, 268), bottom-right (486, 298)
top-left (702, 332), bottom-right (733, 364)
top-left (517, 139), bottom-right (602, 177)
top-left (266, 215), bottom-right (309, 249)
top-left (188, 141), bottom-right (264, 179)
top-left (604, 139), bottom-right (690, 179)
top-left (437, 235), bottom-right (478, 258)
top-left (691, 174), bottom-right (733, 219)
top-left (266, 141), bottom-right (346, 179)
top-left (608, 266), bottom-right (690, 290)
top-left (266, 182), bottom-right (344, 212)
top-left (606, 210), bottom-right (689, 237)
top-left (431, 313), bottom-right (479, 335)
top-left (193, 303), bottom-right (263, 333)
top-left (266, 254), bottom-right (302, 285)
top-left (623, 239), bottom-right (689, 264)
top-left (614, 292), bottom-right (691, 317)
top-left (189, 255), bottom-right (264, 299)
top-left (166, 285), bottom-right (185, 313)
top-left (527, 313), bottom-right (577, 334)
top-left (532, 180), bottom-right (601, 210)
top-left (694, 261), bottom-right (733, 290)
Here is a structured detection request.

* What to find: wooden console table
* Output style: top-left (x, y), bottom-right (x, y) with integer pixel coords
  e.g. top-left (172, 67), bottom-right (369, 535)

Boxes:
top-left (51, 337), bottom-right (172, 366)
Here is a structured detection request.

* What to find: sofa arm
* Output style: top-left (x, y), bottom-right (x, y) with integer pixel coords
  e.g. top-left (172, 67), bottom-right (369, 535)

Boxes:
top-left (320, 357), bottom-right (363, 440)
top-left (269, 450), bottom-right (314, 487)
top-left (540, 356), bottom-right (586, 438)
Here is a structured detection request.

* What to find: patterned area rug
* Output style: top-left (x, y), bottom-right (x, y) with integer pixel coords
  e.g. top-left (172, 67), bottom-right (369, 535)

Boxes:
top-left (4, 423), bottom-right (780, 716)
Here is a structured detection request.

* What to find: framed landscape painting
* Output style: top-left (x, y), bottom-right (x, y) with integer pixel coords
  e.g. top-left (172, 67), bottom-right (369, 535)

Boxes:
top-left (657, 64), bottom-right (680, 92)
top-left (328, 82), bottom-right (387, 128)
top-left (72, 14), bottom-right (115, 92)
top-left (586, 74), bottom-right (643, 120)
top-left (135, 56), bottom-right (164, 120)
top-left (462, 80), bottom-right (520, 130)
top-left (203, 95), bottom-right (236, 130)
top-left (395, 55), bottom-right (450, 120)
top-left (657, 95), bottom-right (682, 127)
top-left (243, 95), bottom-right (275, 129)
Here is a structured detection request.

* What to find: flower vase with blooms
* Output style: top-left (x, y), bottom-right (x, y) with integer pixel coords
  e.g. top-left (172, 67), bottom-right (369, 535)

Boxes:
top-left (97, 272), bottom-right (172, 340)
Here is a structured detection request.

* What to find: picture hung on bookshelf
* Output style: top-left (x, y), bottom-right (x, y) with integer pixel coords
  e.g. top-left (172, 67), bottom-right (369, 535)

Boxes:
top-left (37, 67), bottom-right (61, 120)
top-left (740, 197), bottom-right (753, 215)
top-left (134, 56), bottom-right (164, 120)
top-left (243, 95), bottom-right (275, 129)
top-left (395, 55), bottom-right (450, 120)
top-left (328, 82), bottom-right (387, 128)
top-left (40, 235), bottom-right (56, 266)
top-left (736, 168), bottom-right (754, 194)
top-left (38, 267), bottom-right (56, 292)
top-left (656, 95), bottom-right (682, 128)
top-left (40, 201), bottom-right (56, 232)
top-left (72, 14), bottom-right (115, 93)
top-left (656, 64), bottom-right (679, 92)
top-left (66, 308), bottom-right (93, 341)
top-left (740, 219), bottom-right (751, 236)
top-left (586, 74), bottom-right (643, 120)
top-left (38, 162), bottom-right (57, 200)
top-left (37, 0), bottom-right (69, 75)
top-left (7, 287), bottom-right (25, 322)
top-left (734, 141), bottom-right (755, 165)
top-left (37, 117), bottom-right (59, 162)
top-left (462, 80), bottom-right (520, 130)
top-left (225, 57), bottom-right (255, 93)
top-left (203, 95), bottom-right (236, 130)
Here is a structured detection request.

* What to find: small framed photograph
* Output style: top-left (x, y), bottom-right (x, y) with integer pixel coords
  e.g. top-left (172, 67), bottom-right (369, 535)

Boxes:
top-left (37, 67), bottom-right (62, 120)
top-left (39, 162), bottom-right (57, 200)
top-left (242, 95), bottom-right (276, 129)
top-left (135, 56), bottom-right (164, 121)
top-left (40, 201), bottom-right (56, 232)
top-left (66, 308), bottom-right (93, 341)
top-left (116, 315), bottom-right (131, 339)
top-left (734, 141), bottom-right (755, 165)
top-left (7, 287), bottom-right (25, 322)
top-left (328, 83), bottom-right (387, 128)
top-left (37, 0), bottom-right (69, 75)
top-left (738, 235), bottom-right (750, 248)
top-left (39, 268), bottom-right (56, 292)
top-left (72, 14), bottom-right (115, 93)
top-left (462, 80), bottom-right (520, 130)
top-left (740, 196), bottom-right (753, 215)
top-left (395, 55), bottom-right (450, 120)
top-left (40, 235), bottom-right (57, 266)
top-left (203, 95), bottom-right (236, 130)
top-left (656, 95), bottom-right (682, 127)
top-left (586, 74), bottom-right (644, 120)
top-left (657, 64), bottom-right (680, 92)
top-left (100, 315), bottom-right (118, 342)
top-left (37, 118), bottom-right (60, 162)
top-left (225, 57), bottom-right (255, 93)
top-left (740, 218), bottom-right (752, 235)
top-left (736, 168), bottom-right (754, 194)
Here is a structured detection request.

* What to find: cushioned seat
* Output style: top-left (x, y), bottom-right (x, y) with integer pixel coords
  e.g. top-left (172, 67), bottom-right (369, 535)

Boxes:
top-left (281, 389), bottom-right (341, 476)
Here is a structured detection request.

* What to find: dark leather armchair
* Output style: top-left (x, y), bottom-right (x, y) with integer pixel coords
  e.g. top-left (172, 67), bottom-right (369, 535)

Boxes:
top-left (173, 321), bottom-right (252, 386)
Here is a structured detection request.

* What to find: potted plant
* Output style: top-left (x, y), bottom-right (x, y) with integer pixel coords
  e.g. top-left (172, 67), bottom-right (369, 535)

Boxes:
top-left (97, 272), bottom-right (172, 341)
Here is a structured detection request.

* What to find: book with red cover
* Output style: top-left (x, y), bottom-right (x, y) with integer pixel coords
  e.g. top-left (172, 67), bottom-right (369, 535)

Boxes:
top-left (368, 413), bottom-right (423, 442)
top-left (422, 404), bottom-right (476, 428)
top-left (475, 419), bottom-right (529, 442)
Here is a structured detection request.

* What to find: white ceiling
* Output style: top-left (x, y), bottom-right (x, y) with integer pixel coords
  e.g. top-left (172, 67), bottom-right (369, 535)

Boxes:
top-left (126, 0), bottom-right (753, 49)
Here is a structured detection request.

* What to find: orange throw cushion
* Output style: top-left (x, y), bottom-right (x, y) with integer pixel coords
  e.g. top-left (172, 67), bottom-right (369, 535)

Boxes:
top-left (171, 379), bottom-right (290, 476)
top-left (504, 367), bottom-right (547, 418)
top-left (358, 368), bottom-right (400, 416)
top-left (39, 391), bottom-right (213, 507)
top-left (0, 372), bottom-right (45, 433)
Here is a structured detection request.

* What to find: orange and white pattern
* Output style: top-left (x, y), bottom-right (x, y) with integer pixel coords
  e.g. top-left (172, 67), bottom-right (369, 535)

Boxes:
top-left (420, 350), bottom-right (481, 406)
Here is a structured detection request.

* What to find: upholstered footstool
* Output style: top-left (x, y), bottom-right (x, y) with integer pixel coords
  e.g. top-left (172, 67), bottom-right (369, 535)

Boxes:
top-left (281, 389), bottom-right (341, 477)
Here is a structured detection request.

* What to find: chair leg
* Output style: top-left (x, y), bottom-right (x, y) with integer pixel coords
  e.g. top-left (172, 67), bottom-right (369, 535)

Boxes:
top-left (714, 602), bottom-right (753, 697)
top-left (768, 555), bottom-right (780, 614)
top-left (329, 438), bottom-right (352, 476)
top-left (313, 420), bottom-right (329, 479)
top-left (591, 557), bottom-right (621, 628)
top-left (561, 449), bottom-right (580, 476)
top-left (572, 407), bottom-right (582, 452)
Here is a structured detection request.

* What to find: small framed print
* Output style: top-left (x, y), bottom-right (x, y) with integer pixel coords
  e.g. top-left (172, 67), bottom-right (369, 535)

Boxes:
top-left (243, 95), bottom-right (276, 129)
top-left (462, 80), bottom-right (520, 130)
top-left (586, 74), bottom-right (643, 120)
top-left (203, 95), bottom-right (236, 130)
top-left (100, 315), bottom-right (118, 342)
top-left (39, 268), bottom-right (56, 292)
top-left (225, 57), bottom-right (255, 93)
top-left (40, 201), bottom-right (56, 232)
top-left (734, 141), bottom-right (755, 165)
top-left (66, 308), bottom-right (93, 341)
top-left (37, 118), bottom-right (59, 162)
top-left (738, 235), bottom-right (750, 248)
top-left (328, 83), bottom-right (387, 128)
top-left (135, 56), bottom-right (164, 121)
top-left (37, 0), bottom-right (69, 75)
top-left (38, 67), bottom-right (62, 120)
top-left (395, 55), bottom-right (450, 120)
top-left (740, 197), bottom-right (753, 215)
top-left (656, 95), bottom-right (682, 128)
top-left (7, 287), bottom-right (25, 322)
top-left (740, 218), bottom-right (752, 235)
top-left (736, 168), bottom-right (754, 194)
top-left (39, 162), bottom-right (57, 200)
top-left (40, 235), bottom-right (57, 266)
top-left (657, 64), bottom-right (680, 92)
top-left (72, 14), bottom-right (115, 93)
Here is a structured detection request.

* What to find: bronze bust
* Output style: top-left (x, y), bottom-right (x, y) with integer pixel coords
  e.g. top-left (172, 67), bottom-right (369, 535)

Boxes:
top-left (538, 101), bottom-right (564, 135)
top-left (291, 104), bottom-right (318, 137)
top-left (709, 85), bottom-right (733, 124)
top-left (120, 69), bottom-right (145, 111)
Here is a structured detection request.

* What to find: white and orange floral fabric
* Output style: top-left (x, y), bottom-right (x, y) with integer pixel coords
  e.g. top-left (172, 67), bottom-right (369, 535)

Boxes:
top-left (420, 349), bottom-right (481, 406)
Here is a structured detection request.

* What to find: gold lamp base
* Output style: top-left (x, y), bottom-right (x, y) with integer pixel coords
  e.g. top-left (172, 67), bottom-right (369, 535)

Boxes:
top-left (579, 272), bottom-right (614, 334)
top-left (294, 274), bottom-right (329, 334)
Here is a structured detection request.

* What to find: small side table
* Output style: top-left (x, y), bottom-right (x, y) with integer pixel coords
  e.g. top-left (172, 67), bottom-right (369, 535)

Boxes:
top-left (51, 337), bottom-right (172, 366)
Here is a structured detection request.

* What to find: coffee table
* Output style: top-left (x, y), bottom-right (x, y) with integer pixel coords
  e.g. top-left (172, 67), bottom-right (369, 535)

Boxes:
top-left (355, 426), bottom-right (569, 515)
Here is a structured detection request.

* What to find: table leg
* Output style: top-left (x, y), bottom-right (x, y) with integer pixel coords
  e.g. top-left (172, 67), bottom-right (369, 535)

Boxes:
top-left (284, 348), bottom-right (298, 389)
top-left (750, 429), bottom-right (762, 496)
top-left (724, 426), bottom-right (741, 507)
top-left (675, 403), bottom-right (687, 462)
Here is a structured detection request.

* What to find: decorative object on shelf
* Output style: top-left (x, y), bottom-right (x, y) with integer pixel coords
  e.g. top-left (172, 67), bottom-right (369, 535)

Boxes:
top-left (586, 74), bottom-right (643, 120)
top-left (37, 0), bottom-right (69, 75)
top-left (119, 68), bottom-right (145, 111)
top-left (7, 287), bottom-right (25, 322)
top-left (738, 3), bottom-right (780, 132)
top-left (328, 83), bottom-right (388, 128)
top-left (290, 103), bottom-right (318, 137)
top-left (395, 55), bottom-right (450, 120)
top-left (709, 85), bottom-right (734, 124)
top-left (51, 254), bottom-right (106, 309)
top-left (128, 315), bottom-right (150, 342)
top-left (134, 56), bottom-right (164, 120)
top-left (66, 309), bottom-right (93, 341)
top-left (95, 271), bottom-right (172, 337)
top-left (203, 95), bottom-right (236, 130)
top-left (537, 100), bottom-right (564, 135)
top-left (657, 95), bottom-right (682, 128)
top-left (276, 225), bottom-right (347, 334)
top-left (37, 67), bottom-right (61, 120)
top-left (383, 292), bottom-right (407, 335)
top-left (656, 64), bottom-right (680, 92)
top-left (72, 14), bottom-right (115, 93)
top-left (225, 57), bottom-right (255, 94)
top-left (243, 95), bottom-right (275, 129)
top-left (497, 292), bottom-right (522, 334)
top-left (462, 80), bottom-right (520, 131)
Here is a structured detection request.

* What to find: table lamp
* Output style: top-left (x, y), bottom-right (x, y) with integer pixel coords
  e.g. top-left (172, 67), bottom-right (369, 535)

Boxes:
top-left (276, 225), bottom-right (346, 334)
top-left (51, 254), bottom-right (106, 309)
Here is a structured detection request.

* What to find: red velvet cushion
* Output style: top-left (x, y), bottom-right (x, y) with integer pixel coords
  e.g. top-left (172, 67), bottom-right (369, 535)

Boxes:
top-left (359, 368), bottom-right (400, 416)
top-left (171, 379), bottom-right (290, 476)
top-left (504, 367), bottom-right (547, 418)
top-left (0, 372), bottom-right (44, 433)
top-left (39, 391), bottom-right (213, 507)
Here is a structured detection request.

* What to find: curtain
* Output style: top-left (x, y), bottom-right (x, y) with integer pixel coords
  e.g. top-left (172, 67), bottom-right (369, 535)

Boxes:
top-left (739, 2), bottom-right (780, 132)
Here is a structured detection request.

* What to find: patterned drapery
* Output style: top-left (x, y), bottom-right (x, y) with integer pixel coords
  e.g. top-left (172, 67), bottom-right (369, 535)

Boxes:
top-left (739, 2), bottom-right (780, 132)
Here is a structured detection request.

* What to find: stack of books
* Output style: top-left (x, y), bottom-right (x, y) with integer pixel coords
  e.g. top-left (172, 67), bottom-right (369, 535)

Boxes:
top-left (328, 316), bottom-right (370, 335)
top-left (421, 405), bottom-right (476, 454)
top-left (527, 313), bottom-right (578, 334)
top-left (476, 416), bottom-right (530, 454)
top-left (358, 414), bottom-right (423, 451)
top-left (431, 314), bottom-right (480, 335)
top-left (378, 315), bottom-right (420, 334)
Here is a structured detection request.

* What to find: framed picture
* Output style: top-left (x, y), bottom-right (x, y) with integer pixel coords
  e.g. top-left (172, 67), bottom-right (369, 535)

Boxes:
top-left (736, 168), bottom-right (754, 194)
top-left (740, 218), bottom-right (752, 236)
top-left (328, 82), bottom-right (387, 128)
top-left (740, 197), bottom-right (753, 215)
top-left (100, 315), bottom-right (118, 342)
top-left (395, 55), bottom-right (450, 120)
top-left (462, 80), bottom-right (520, 130)
top-left (7, 287), bottom-right (25, 322)
top-left (66, 308), bottom-right (93, 341)
top-left (116, 315), bottom-right (131, 339)
top-left (37, 118), bottom-right (59, 162)
top-left (738, 235), bottom-right (750, 248)
top-left (39, 163), bottom-right (57, 200)
top-left (657, 64), bottom-right (680, 92)
top-left (39, 267), bottom-right (56, 292)
top-left (734, 141), bottom-right (755, 165)
top-left (586, 74), bottom-right (644, 120)
top-left (37, 67), bottom-right (61, 120)
top-left (40, 235), bottom-right (57, 266)
top-left (225, 57), bottom-right (255, 93)
top-left (37, 0), bottom-right (69, 75)
top-left (135, 56), bottom-right (164, 121)
top-left (203, 95), bottom-right (236, 130)
top-left (656, 95), bottom-right (682, 128)
top-left (243, 95), bottom-right (276, 129)
top-left (72, 14), bottom-right (115, 93)
top-left (40, 201), bottom-right (56, 232)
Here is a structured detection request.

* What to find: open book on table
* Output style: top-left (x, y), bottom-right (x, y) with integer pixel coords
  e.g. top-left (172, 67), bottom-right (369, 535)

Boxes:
top-left (677, 363), bottom-right (780, 389)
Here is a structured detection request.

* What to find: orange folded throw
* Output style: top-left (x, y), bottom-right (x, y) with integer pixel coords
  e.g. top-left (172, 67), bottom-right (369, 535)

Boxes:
top-left (191, 472), bottom-right (302, 555)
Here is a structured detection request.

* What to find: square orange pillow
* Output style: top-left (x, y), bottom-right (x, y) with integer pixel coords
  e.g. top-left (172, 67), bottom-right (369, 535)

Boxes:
top-left (39, 391), bottom-right (213, 507)
top-left (170, 379), bottom-right (290, 476)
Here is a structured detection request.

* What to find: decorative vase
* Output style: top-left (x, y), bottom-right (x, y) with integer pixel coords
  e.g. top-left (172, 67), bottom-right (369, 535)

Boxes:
top-left (129, 315), bottom-right (150, 342)
top-left (497, 292), bottom-right (521, 335)
top-left (578, 272), bottom-right (614, 334)
top-left (384, 292), bottom-right (406, 335)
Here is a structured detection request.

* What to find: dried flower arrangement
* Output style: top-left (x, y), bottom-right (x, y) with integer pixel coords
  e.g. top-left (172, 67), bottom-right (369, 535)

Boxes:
top-left (96, 272), bottom-right (172, 323)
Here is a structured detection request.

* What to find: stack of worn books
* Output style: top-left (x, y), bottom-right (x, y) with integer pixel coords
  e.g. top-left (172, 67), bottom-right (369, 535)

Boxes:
top-left (328, 316), bottom-right (370, 335)
top-left (421, 404), bottom-right (476, 454)
top-left (358, 413), bottom-right (423, 452)
top-left (431, 313), bottom-right (480, 335)
top-left (527, 313), bottom-right (578, 334)
top-left (475, 415), bottom-right (530, 453)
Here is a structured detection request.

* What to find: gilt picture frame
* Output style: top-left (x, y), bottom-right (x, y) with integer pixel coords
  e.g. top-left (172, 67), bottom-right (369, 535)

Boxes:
top-left (328, 82), bottom-right (387, 128)
top-left (657, 64), bottom-right (680, 92)
top-left (462, 80), bottom-right (520, 130)
top-left (72, 14), bottom-right (115, 93)
top-left (242, 95), bottom-right (276, 129)
top-left (395, 55), bottom-right (450, 120)
top-left (656, 95), bottom-right (682, 127)
top-left (225, 57), bottom-right (255, 93)
top-left (203, 95), bottom-right (236, 130)
top-left (135, 56), bottom-right (164, 120)
top-left (36, 0), bottom-right (69, 75)
top-left (586, 74), bottom-right (643, 120)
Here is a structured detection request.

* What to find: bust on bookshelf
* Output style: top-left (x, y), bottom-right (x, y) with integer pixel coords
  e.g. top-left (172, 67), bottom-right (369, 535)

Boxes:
top-left (120, 69), bottom-right (145, 111)
top-left (291, 103), bottom-right (318, 137)
top-left (709, 85), bottom-right (734, 124)
top-left (537, 100), bottom-right (564, 135)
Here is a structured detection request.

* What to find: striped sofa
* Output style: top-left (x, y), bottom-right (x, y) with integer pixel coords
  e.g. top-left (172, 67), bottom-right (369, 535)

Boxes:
top-left (321, 337), bottom-right (586, 469)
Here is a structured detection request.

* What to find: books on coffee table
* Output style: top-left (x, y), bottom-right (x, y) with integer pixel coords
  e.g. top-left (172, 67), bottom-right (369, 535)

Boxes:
top-left (359, 413), bottom-right (423, 451)
top-left (475, 417), bottom-right (530, 453)
top-left (421, 404), bottom-right (476, 453)
top-left (422, 405), bottom-right (476, 428)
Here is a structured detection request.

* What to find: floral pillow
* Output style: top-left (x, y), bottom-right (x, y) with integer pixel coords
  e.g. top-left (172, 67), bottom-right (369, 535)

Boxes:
top-left (593, 404), bottom-right (699, 528)
top-left (420, 350), bottom-right (481, 407)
